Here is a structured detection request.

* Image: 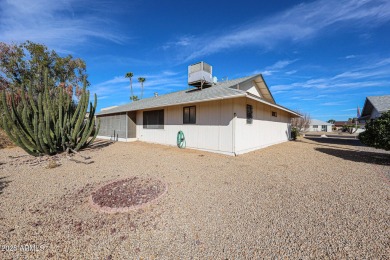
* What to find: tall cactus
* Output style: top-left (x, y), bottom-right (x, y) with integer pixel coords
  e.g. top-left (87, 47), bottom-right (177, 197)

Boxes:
top-left (1, 71), bottom-right (100, 156)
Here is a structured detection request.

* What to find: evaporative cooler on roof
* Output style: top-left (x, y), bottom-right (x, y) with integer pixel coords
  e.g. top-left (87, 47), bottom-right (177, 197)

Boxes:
top-left (188, 61), bottom-right (213, 88)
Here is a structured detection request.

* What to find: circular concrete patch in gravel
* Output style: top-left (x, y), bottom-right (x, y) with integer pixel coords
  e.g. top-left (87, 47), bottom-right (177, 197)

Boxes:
top-left (89, 177), bottom-right (167, 213)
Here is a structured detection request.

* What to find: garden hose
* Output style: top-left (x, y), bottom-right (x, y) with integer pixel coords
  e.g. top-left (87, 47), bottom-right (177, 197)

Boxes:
top-left (177, 130), bottom-right (186, 148)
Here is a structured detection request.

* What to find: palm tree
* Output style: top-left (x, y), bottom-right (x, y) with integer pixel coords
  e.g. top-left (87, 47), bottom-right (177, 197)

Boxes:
top-left (138, 77), bottom-right (146, 99)
top-left (130, 95), bottom-right (139, 101)
top-left (125, 72), bottom-right (134, 99)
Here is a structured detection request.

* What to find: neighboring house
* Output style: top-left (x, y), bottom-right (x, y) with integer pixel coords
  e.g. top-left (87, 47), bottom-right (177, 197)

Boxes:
top-left (96, 62), bottom-right (300, 156)
top-left (307, 119), bottom-right (333, 132)
top-left (334, 121), bottom-right (365, 133)
top-left (334, 121), bottom-right (348, 130)
top-left (359, 95), bottom-right (390, 122)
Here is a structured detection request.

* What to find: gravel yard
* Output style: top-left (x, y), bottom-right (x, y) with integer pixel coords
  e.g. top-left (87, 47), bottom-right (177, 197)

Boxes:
top-left (0, 138), bottom-right (389, 259)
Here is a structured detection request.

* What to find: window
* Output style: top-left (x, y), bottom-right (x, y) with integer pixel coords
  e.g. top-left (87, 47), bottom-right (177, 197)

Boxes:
top-left (143, 109), bottom-right (164, 129)
top-left (246, 104), bottom-right (253, 124)
top-left (271, 111), bottom-right (277, 117)
top-left (313, 125), bottom-right (318, 128)
top-left (321, 125), bottom-right (327, 131)
top-left (183, 106), bottom-right (196, 124)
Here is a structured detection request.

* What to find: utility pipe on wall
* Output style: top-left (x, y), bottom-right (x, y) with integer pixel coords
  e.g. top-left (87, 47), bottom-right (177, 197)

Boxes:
top-left (232, 112), bottom-right (237, 156)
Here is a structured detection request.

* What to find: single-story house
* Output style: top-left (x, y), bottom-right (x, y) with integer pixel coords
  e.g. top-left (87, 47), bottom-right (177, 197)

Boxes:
top-left (359, 95), bottom-right (390, 122)
top-left (96, 63), bottom-right (300, 155)
top-left (307, 119), bottom-right (333, 132)
top-left (334, 121), bottom-right (348, 129)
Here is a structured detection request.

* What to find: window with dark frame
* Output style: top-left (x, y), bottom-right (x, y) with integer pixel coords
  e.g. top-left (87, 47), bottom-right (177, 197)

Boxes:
top-left (246, 104), bottom-right (253, 124)
top-left (143, 109), bottom-right (164, 129)
top-left (272, 111), bottom-right (277, 117)
top-left (183, 106), bottom-right (196, 124)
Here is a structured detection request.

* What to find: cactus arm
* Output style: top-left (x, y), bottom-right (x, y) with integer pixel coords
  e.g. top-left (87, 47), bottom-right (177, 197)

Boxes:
top-left (85, 117), bottom-right (100, 147)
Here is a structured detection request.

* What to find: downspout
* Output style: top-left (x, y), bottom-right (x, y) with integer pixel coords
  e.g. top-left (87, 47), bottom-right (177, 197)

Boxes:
top-left (232, 112), bottom-right (237, 156)
top-left (126, 112), bottom-right (128, 141)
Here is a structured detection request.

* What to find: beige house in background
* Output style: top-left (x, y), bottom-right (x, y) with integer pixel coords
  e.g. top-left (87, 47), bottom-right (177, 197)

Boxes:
top-left (96, 64), bottom-right (300, 155)
top-left (307, 119), bottom-right (333, 132)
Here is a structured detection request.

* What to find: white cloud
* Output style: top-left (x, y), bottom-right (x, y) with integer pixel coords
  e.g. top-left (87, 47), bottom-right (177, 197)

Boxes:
top-left (286, 70), bottom-right (297, 75)
top-left (342, 108), bottom-right (358, 111)
top-left (269, 55), bottom-right (390, 116)
top-left (267, 60), bottom-right (298, 70)
top-left (321, 101), bottom-right (345, 106)
top-left (167, 0), bottom-right (390, 62)
top-left (0, 0), bottom-right (126, 50)
top-left (252, 59), bottom-right (298, 76)
top-left (162, 35), bottom-right (195, 50)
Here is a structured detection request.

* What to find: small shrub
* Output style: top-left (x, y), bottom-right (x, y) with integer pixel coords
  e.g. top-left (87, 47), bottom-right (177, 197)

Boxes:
top-left (291, 127), bottom-right (299, 140)
top-left (46, 159), bottom-right (59, 169)
top-left (359, 111), bottom-right (390, 151)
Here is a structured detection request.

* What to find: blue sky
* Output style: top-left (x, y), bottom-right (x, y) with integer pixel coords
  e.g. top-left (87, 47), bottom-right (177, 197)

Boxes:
top-left (1, 0), bottom-right (389, 121)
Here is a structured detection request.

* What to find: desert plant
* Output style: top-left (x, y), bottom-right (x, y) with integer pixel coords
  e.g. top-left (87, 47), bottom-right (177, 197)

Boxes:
top-left (1, 71), bottom-right (100, 156)
top-left (138, 77), bottom-right (146, 99)
top-left (291, 127), bottom-right (299, 140)
top-left (0, 41), bottom-right (88, 130)
top-left (342, 124), bottom-right (359, 134)
top-left (291, 112), bottom-right (311, 134)
top-left (359, 111), bottom-right (390, 151)
top-left (125, 72), bottom-right (134, 99)
top-left (130, 95), bottom-right (139, 101)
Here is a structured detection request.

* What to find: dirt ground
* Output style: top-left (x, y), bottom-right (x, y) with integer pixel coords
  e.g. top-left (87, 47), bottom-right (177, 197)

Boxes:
top-left (0, 129), bottom-right (14, 149)
top-left (0, 138), bottom-right (389, 259)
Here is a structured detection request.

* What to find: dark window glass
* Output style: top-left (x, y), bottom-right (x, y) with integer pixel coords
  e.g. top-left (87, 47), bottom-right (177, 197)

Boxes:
top-left (143, 109), bottom-right (164, 129)
top-left (183, 106), bottom-right (196, 124)
top-left (272, 111), bottom-right (277, 117)
top-left (247, 104), bottom-right (253, 124)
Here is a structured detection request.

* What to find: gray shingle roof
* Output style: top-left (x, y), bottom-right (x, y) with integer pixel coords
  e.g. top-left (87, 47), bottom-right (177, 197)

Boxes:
top-left (367, 95), bottom-right (390, 113)
top-left (360, 95), bottom-right (390, 118)
top-left (96, 74), bottom-right (300, 116)
top-left (97, 75), bottom-right (255, 115)
top-left (310, 119), bottom-right (333, 126)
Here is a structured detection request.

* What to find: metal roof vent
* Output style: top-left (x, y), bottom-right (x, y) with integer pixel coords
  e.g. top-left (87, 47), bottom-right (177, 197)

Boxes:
top-left (188, 61), bottom-right (213, 89)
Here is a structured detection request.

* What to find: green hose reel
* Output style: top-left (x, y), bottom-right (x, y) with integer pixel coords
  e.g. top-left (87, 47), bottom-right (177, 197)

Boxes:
top-left (177, 130), bottom-right (186, 148)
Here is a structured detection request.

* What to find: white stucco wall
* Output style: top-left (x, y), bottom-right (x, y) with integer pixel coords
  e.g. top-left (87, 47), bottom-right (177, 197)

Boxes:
top-left (135, 97), bottom-right (294, 155)
top-left (136, 99), bottom-right (234, 155)
top-left (308, 125), bottom-right (332, 132)
top-left (233, 97), bottom-right (291, 154)
top-left (238, 80), bottom-right (262, 98)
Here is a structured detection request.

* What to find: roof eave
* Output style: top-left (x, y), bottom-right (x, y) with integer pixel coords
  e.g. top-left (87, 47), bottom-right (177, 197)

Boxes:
top-left (97, 93), bottom-right (247, 116)
top-left (246, 94), bottom-right (301, 117)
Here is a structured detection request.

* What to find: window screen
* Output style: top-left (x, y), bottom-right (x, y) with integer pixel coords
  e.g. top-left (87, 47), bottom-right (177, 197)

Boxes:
top-left (143, 109), bottom-right (164, 129)
top-left (183, 106), bottom-right (196, 124)
top-left (247, 104), bottom-right (253, 124)
top-left (272, 111), bottom-right (277, 117)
